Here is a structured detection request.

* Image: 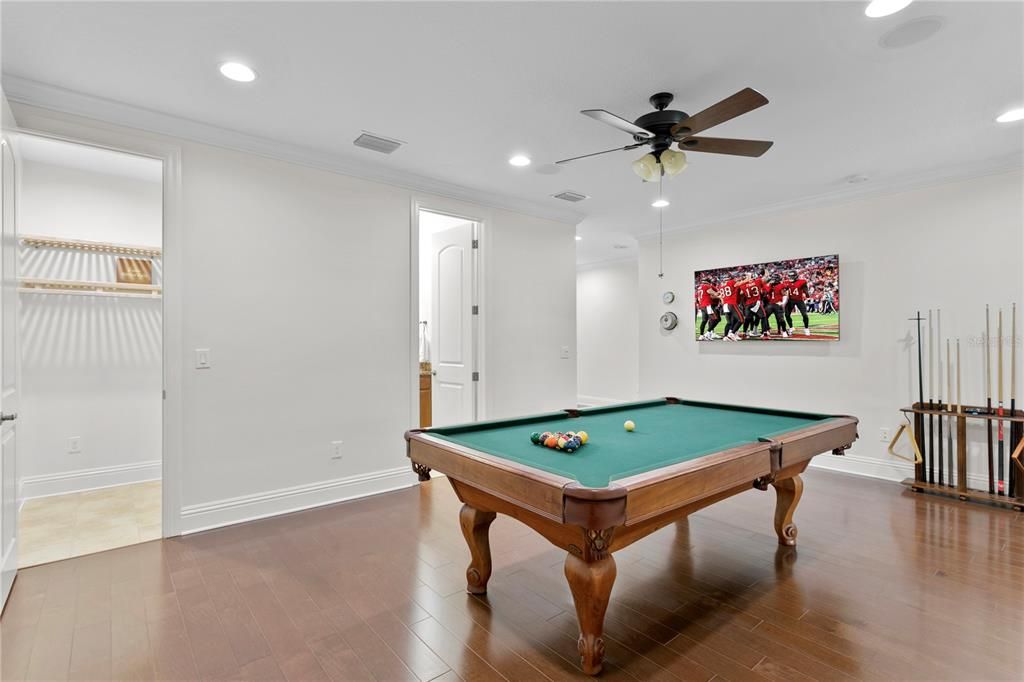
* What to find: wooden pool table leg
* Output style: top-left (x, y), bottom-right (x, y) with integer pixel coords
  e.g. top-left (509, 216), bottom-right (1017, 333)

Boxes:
top-left (564, 531), bottom-right (617, 675)
top-left (772, 475), bottom-right (804, 546)
top-left (459, 504), bottom-right (496, 594)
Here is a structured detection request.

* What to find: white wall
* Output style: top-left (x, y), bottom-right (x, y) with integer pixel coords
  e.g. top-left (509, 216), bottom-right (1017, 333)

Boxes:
top-left (636, 170), bottom-right (1024, 483)
top-left (9, 104), bottom-right (578, 531)
top-left (18, 158), bottom-right (163, 497)
top-left (576, 260), bottom-right (639, 405)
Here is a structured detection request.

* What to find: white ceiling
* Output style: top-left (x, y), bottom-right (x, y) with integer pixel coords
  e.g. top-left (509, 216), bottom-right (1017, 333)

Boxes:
top-left (3, 2), bottom-right (1022, 265)
top-left (16, 133), bottom-right (162, 182)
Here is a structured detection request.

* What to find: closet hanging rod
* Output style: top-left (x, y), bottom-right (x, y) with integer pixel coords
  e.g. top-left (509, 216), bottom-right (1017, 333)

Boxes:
top-left (20, 234), bottom-right (162, 258)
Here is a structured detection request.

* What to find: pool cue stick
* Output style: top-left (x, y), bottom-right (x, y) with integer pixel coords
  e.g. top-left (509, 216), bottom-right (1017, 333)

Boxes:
top-left (1010, 303), bottom-right (1017, 497)
top-left (928, 310), bottom-right (935, 484)
top-left (986, 305), bottom-right (995, 494)
top-left (947, 339), bottom-right (954, 487)
top-left (937, 309), bottom-right (944, 486)
top-left (912, 311), bottom-right (925, 482)
top-left (998, 309), bottom-right (1005, 495)
top-left (957, 338), bottom-right (963, 490)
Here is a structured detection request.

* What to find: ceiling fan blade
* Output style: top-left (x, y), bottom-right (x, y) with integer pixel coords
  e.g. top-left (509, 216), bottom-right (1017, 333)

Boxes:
top-left (581, 110), bottom-right (655, 139)
top-left (670, 88), bottom-right (769, 139)
top-left (677, 137), bottom-right (773, 157)
top-left (555, 143), bottom-right (646, 165)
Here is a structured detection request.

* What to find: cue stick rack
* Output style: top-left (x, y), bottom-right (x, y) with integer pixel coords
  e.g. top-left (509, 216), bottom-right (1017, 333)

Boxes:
top-left (899, 403), bottom-right (1024, 512)
top-left (895, 306), bottom-right (1024, 512)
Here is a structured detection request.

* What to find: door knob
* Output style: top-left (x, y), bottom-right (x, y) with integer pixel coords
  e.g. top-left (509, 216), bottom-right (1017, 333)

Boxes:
top-left (0, 412), bottom-right (17, 422)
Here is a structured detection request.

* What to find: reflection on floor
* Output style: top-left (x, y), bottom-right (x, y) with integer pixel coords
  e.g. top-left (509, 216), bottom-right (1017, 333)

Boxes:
top-left (18, 480), bottom-right (161, 567)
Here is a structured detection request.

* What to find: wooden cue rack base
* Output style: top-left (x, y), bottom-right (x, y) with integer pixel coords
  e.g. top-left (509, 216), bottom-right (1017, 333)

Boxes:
top-left (899, 402), bottom-right (1024, 512)
top-left (899, 480), bottom-right (1024, 512)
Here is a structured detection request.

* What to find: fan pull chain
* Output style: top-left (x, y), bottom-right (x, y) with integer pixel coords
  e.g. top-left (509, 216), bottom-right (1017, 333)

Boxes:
top-left (658, 173), bottom-right (664, 279)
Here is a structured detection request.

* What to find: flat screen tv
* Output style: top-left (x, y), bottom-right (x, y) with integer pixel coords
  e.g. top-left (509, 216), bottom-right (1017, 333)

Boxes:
top-left (694, 254), bottom-right (839, 342)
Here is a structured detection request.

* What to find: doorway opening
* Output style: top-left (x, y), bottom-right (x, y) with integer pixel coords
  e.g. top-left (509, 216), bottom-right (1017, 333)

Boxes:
top-left (13, 133), bottom-right (163, 567)
top-left (417, 208), bottom-right (481, 429)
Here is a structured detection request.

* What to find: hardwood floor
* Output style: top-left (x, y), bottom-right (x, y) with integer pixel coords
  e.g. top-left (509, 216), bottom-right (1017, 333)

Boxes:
top-left (2, 468), bottom-right (1021, 681)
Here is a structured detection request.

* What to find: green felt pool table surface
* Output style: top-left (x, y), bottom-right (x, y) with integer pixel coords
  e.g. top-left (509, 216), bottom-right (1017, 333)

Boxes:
top-left (427, 399), bottom-right (835, 488)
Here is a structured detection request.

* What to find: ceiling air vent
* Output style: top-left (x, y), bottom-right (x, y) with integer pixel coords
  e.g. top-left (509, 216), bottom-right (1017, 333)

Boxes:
top-left (353, 131), bottom-right (404, 154)
top-left (551, 190), bottom-right (589, 203)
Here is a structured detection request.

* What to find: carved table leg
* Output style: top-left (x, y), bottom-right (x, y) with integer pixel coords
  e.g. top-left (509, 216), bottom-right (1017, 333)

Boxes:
top-left (412, 462), bottom-right (432, 481)
top-left (564, 529), bottom-right (617, 675)
top-left (772, 475), bottom-right (804, 546)
top-left (459, 504), bottom-right (496, 594)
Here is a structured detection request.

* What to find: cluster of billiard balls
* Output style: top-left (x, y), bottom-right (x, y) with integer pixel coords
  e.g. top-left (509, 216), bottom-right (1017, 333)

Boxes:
top-left (530, 430), bottom-right (589, 453)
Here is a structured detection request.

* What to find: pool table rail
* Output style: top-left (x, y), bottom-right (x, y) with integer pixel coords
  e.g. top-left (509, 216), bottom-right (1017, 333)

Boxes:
top-left (407, 412), bottom-right (858, 528)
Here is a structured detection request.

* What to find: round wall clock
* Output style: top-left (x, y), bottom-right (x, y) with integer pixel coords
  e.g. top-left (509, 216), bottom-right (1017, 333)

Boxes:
top-left (660, 311), bottom-right (679, 330)
top-left (662, 291), bottom-right (675, 304)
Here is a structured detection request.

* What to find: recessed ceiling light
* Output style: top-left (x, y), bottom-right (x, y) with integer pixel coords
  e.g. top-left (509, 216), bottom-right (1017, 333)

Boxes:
top-left (508, 155), bottom-right (531, 167)
top-left (997, 108), bottom-right (1024, 123)
top-left (865, 0), bottom-right (913, 18)
top-left (652, 199), bottom-right (670, 208)
top-left (575, 235), bottom-right (582, 241)
top-left (219, 62), bottom-right (256, 82)
top-left (878, 16), bottom-right (944, 49)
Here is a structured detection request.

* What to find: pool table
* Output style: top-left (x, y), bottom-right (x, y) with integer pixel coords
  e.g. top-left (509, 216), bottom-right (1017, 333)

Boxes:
top-left (405, 398), bottom-right (858, 675)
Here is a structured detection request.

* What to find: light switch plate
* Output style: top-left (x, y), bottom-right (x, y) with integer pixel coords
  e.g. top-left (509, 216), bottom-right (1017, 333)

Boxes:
top-left (195, 348), bottom-right (211, 369)
top-left (560, 346), bottom-right (570, 359)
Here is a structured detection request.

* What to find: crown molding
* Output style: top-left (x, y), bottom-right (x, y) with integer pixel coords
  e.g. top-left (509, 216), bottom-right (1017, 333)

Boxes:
top-left (2, 75), bottom-right (584, 226)
top-left (635, 152), bottom-right (1023, 242)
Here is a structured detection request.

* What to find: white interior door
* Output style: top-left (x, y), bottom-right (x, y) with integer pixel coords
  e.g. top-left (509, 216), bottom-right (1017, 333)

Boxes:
top-left (0, 133), bottom-right (20, 607)
top-left (430, 222), bottom-right (475, 426)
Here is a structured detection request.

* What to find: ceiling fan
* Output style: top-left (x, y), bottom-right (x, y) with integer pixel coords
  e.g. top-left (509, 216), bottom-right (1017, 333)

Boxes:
top-left (556, 89), bottom-right (773, 181)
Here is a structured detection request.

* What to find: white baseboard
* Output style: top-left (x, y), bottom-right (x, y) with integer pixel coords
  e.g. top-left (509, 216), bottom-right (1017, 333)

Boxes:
top-left (810, 452), bottom-right (912, 482)
top-left (19, 460), bottom-right (161, 500)
top-left (577, 394), bottom-right (631, 407)
top-left (179, 466), bottom-right (419, 534)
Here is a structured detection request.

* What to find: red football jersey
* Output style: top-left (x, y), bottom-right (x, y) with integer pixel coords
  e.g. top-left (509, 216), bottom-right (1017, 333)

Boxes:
top-left (697, 283), bottom-right (717, 308)
top-left (789, 278), bottom-right (809, 301)
top-left (720, 279), bottom-right (740, 305)
top-left (770, 282), bottom-right (789, 305)
top-left (743, 280), bottom-right (763, 301)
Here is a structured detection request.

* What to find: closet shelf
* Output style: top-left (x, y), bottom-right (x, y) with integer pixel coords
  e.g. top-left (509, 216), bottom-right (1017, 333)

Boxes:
top-left (21, 234), bottom-right (162, 258)
top-left (19, 278), bottom-right (162, 298)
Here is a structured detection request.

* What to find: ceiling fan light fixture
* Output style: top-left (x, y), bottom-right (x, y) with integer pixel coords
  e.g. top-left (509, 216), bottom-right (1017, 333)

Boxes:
top-left (632, 153), bottom-right (660, 182)
top-left (865, 0), bottom-right (913, 18)
top-left (661, 149), bottom-right (688, 176)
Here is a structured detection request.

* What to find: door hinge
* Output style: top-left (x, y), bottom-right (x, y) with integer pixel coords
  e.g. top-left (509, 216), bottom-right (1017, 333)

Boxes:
top-left (472, 239), bottom-right (479, 249)
top-left (163, 389), bottom-right (167, 400)
top-left (472, 305), bottom-right (479, 315)
top-left (472, 372), bottom-right (480, 381)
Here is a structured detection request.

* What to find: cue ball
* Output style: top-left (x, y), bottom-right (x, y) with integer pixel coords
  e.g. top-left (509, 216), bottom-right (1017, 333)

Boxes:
top-left (624, 420), bottom-right (635, 432)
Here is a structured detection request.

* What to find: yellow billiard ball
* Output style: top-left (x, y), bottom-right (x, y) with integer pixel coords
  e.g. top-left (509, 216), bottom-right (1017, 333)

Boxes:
top-left (577, 430), bottom-right (589, 444)
top-left (624, 420), bottom-right (635, 432)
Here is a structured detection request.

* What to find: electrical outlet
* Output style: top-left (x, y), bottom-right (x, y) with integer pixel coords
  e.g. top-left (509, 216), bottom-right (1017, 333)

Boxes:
top-left (68, 436), bottom-right (81, 454)
top-left (879, 428), bottom-right (890, 443)
top-left (560, 345), bottom-right (570, 359)
top-left (330, 440), bottom-right (344, 460)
